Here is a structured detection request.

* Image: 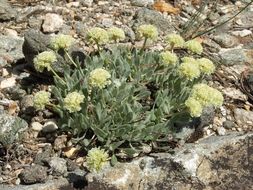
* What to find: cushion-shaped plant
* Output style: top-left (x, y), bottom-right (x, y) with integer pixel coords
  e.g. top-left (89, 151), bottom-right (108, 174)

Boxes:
top-left (33, 27), bottom-right (223, 162)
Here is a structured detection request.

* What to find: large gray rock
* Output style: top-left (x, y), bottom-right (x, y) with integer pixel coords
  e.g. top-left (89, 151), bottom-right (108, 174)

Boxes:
top-left (19, 165), bottom-right (48, 184)
top-left (219, 48), bottom-right (253, 65)
top-left (131, 0), bottom-right (154, 7)
top-left (85, 132), bottom-right (253, 189)
top-left (0, 35), bottom-right (24, 67)
top-left (0, 0), bottom-right (16, 21)
top-left (133, 8), bottom-right (175, 34)
top-left (234, 108), bottom-right (253, 127)
top-left (0, 113), bottom-right (28, 146)
top-left (22, 29), bottom-right (51, 67)
top-left (236, 10), bottom-right (253, 28)
top-left (22, 29), bottom-right (82, 74)
top-left (212, 33), bottom-right (239, 48)
top-left (49, 157), bottom-right (68, 176)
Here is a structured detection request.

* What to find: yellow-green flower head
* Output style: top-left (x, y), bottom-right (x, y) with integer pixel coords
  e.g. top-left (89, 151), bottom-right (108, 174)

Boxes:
top-left (33, 91), bottom-right (50, 110)
top-left (165, 33), bottom-right (185, 48)
top-left (191, 84), bottom-right (223, 107)
top-left (33, 51), bottom-right (57, 72)
top-left (185, 97), bottom-right (203, 117)
top-left (185, 39), bottom-right (203, 54)
top-left (51, 34), bottom-right (75, 50)
top-left (208, 88), bottom-right (224, 107)
top-left (178, 62), bottom-right (200, 80)
top-left (108, 27), bottom-right (125, 42)
top-left (137, 24), bottom-right (158, 41)
top-left (86, 148), bottom-right (109, 172)
top-left (86, 27), bottom-right (109, 45)
top-left (89, 68), bottom-right (111, 89)
top-left (197, 58), bottom-right (215, 75)
top-left (181, 56), bottom-right (197, 64)
top-left (160, 51), bottom-right (178, 66)
top-left (63, 91), bottom-right (85, 113)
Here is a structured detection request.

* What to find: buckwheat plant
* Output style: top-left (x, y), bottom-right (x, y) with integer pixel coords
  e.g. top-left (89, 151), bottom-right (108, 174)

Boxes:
top-left (51, 34), bottom-right (75, 51)
top-left (33, 91), bottom-right (51, 110)
top-left (86, 27), bottom-right (109, 50)
top-left (107, 27), bottom-right (125, 43)
top-left (137, 24), bottom-right (158, 50)
top-left (185, 39), bottom-right (203, 54)
top-left (86, 148), bottom-right (109, 172)
top-left (33, 25), bottom-right (223, 162)
top-left (165, 33), bottom-right (185, 49)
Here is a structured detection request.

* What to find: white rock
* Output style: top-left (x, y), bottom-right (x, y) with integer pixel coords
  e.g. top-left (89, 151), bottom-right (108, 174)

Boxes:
top-left (80, 0), bottom-right (93, 7)
top-left (217, 127), bottom-right (226, 136)
top-left (234, 108), bottom-right (253, 126)
top-left (222, 87), bottom-right (247, 101)
top-left (49, 157), bottom-right (67, 175)
top-left (0, 76), bottom-right (16, 89)
top-left (218, 5), bottom-right (234, 14)
top-left (42, 121), bottom-right (58, 133)
top-left (101, 18), bottom-right (113, 27)
top-left (4, 28), bottom-right (18, 37)
top-left (42, 13), bottom-right (64, 33)
top-left (220, 106), bottom-right (227, 116)
top-left (66, 2), bottom-right (80, 8)
top-left (31, 122), bottom-right (43, 131)
top-left (131, 0), bottom-right (154, 7)
top-left (1, 68), bottom-right (9, 77)
top-left (231, 29), bottom-right (252, 37)
top-left (98, 1), bottom-right (109, 5)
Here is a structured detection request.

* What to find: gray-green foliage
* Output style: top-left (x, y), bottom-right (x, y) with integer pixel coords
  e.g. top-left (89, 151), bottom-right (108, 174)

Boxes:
top-left (52, 47), bottom-right (193, 157)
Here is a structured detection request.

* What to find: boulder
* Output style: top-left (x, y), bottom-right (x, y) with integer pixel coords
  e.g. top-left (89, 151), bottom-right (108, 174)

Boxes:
top-left (85, 132), bottom-right (253, 189)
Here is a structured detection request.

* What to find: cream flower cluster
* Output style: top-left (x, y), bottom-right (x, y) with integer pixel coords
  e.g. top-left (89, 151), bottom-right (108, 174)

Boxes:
top-left (137, 24), bottom-right (158, 41)
top-left (63, 91), bottom-right (85, 113)
top-left (89, 68), bottom-right (111, 89)
top-left (51, 34), bottom-right (75, 50)
top-left (191, 84), bottom-right (223, 107)
top-left (181, 56), bottom-right (198, 64)
top-left (33, 51), bottom-right (57, 72)
top-left (33, 91), bottom-right (50, 110)
top-left (178, 61), bottom-right (200, 80)
top-left (185, 39), bottom-right (203, 54)
top-left (185, 83), bottom-right (223, 117)
top-left (108, 27), bottom-right (125, 42)
top-left (197, 58), bottom-right (215, 75)
top-left (165, 33), bottom-right (185, 48)
top-left (86, 148), bottom-right (109, 172)
top-left (179, 57), bottom-right (215, 79)
top-left (185, 97), bottom-right (203, 117)
top-left (86, 27), bottom-right (109, 45)
top-left (160, 51), bottom-right (178, 66)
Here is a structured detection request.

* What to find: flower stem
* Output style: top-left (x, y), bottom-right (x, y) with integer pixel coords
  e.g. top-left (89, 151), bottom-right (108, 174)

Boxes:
top-left (49, 67), bottom-right (66, 85)
top-left (65, 50), bottom-right (78, 68)
top-left (141, 37), bottom-right (148, 52)
top-left (96, 42), bottom-right (101, 52)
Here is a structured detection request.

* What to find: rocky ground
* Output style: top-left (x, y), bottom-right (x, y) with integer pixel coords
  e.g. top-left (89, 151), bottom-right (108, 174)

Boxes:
top-left (0, 0), bottom-right (253, 189)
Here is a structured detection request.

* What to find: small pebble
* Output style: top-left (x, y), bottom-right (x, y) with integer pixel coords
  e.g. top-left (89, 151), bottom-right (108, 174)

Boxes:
top-left (223, 120), bottom-right (235, 129)
top-left (31, 122), bottom-right (43, 131)
top-left (217, 127), bottom-right (226, 136)
top-left (42, 13), bottom-right (64, 33)
top-left (49, 157), bottom-right (67, 176)
top-left (0, 77), bottom-right (17, 89)
top-left (42, 121), bottom-right (58, 133)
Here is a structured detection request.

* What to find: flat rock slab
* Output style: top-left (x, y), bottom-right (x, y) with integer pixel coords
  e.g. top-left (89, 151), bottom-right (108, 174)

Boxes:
top-left (0, 132), bottom-right (252, 189)
top-left (0, 178), bottom-right (70, 190)
top-left (0, 35), bottom-right (24, 66)
top-left (85, 132), bottom-right (253, 190)
top-left (0, 113), bottom-right (28, 146)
